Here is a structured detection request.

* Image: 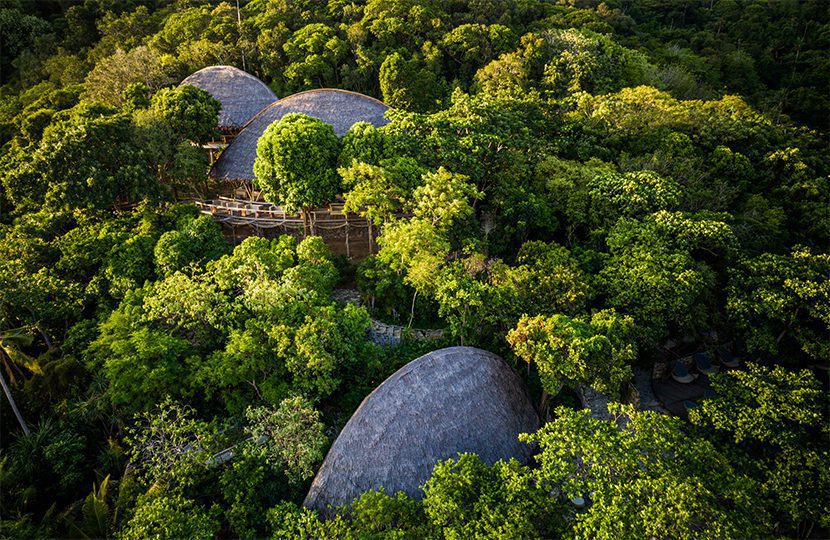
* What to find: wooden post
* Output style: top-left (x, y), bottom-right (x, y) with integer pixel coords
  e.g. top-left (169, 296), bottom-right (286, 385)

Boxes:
top-left (368, 221), bottom-right (374, 254)
top-left (345, 213), bottom-right (351, 259)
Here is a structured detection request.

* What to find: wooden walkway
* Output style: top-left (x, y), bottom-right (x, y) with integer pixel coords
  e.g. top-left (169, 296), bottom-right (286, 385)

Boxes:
top-left (194, 197), bottom-right (379, 258)
top-left (194, 197), bottom-right (366, 230)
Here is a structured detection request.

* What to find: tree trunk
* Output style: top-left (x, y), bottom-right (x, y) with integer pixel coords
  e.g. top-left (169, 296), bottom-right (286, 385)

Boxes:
top-left (407, 290), bottom-right (418, 329)
top-left (0, 368), bottom-right (29, 435)
top-left (538, 390), bottom-right (551, 420)
top-left (27, 312), bottom-right (52, 351)
top-left (302, 208), bottom-right (310, 237)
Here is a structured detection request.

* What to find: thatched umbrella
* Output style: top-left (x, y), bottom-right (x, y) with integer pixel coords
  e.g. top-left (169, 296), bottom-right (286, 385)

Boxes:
top-left (180, 65), bottom-right (278, 132)
top-left (210, 89), bottom-right (390, 182)
top-left (303, 346), bottom-right (539, 515)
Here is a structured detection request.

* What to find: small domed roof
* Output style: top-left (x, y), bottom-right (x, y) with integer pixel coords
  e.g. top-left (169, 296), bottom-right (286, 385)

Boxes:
top-left (211, 89), bottom-right (390, 181)
top-left (180, 65), bottom-right (277, 130)
top-left (303, 346), bottom-right (539, 514)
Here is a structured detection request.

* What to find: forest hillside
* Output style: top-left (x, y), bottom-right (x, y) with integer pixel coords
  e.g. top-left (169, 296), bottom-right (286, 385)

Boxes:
top-left (0, 1), bottom-right (827, 538)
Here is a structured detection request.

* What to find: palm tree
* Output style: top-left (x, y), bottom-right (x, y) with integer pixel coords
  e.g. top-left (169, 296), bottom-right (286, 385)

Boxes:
top-left (0, 326), bottom-right (41, 436)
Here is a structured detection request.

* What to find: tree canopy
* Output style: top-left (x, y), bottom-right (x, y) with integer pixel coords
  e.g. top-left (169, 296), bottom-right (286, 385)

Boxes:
top-left (0, 1), bottom-right (827, 538)
top-left (253, 113), bottom-right (341, 214)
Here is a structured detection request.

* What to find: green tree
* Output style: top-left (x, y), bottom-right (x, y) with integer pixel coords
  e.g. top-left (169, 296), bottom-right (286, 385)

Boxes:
top-left (340, 161), bottom-right (407, 225)
top-left (124, 398), bottom-right (217, 487)
top-left (118, 489), bottom-right (220, 540)
top-left (221, 455), bottom-right (289, 540)
top-left (493, 240), bottom-right (592, 318)
top-left (432, 260), bottom-right (495, 345)
top-left (149, 84), bottom-right (220, 143)
top-left (0, 260), bottom-right (85, 349)
top-left (89, 291), bottom-right (196, 411)
top-left (9, 418), bottom-right (86, 502)
top-left (523, 405), bottom-right (764, 539)
top-left (379, 52), bottom-right (445, 112)
top-left (253, 113), bottom-right (341, 220)
top-left (600, 211), bottom-right (736, 345)
top-left (207, 235), bottom-right (298, 293)
top-left (154, 214), bottom-right (228, 276)
top-left (339, 121), bottom-right (386, 167)
top-left (134, 85), bottom-right (220, 197)
top-left (345, 488), bottom-right (429, 538)
top-left (0, 8), bottom-right (49, 81)
top-left (508, 310), bottom-right (636, 406)
top-left (727, 246), bottom-right (829, 363)
top-left (1, 104), bottom-right (160, 212)
top-left (274, 303), bottom-right (371, 400)
top-left (475, 29), bottom-right (651, 99)
top-left (121, 82), bottom-right (150, 112)
top-left (587, 170), bottom-right (681, 230)
top-left (533, 156), bottom-right (616, 243)
top-left (83, 46), bottom-right (184, 107)
top-left (412, 167), bottom-right (482, 230)
top-left (377, 218), bottom-right (450, 293)
top-left (689, 364), bottom-right (830, 535)
top-left (440, 24), bottom-right (516, 84)
top-left (244, 396), bottom-right (327, 485)
top-left (423, 454), bottom-right (563, 539)
top-left (266, 501), bottom-right (352, 539)
top-left (283, 23), bottom-right (347, 89)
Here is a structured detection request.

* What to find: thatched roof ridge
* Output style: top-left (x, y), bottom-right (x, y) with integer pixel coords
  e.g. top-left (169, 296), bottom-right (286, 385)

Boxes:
top-left (180, 65), bottom-right (277, 130)
top-left (210, 88), bottom-right (390, 181)
top-left (303, 346), bottom-right (539, 515)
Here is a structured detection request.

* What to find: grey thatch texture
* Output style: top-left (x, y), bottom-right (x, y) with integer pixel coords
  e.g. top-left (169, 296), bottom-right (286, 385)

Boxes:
top-left (211, 89), bottom-right (390, 181)
top-left (303, 346), bottom-right (539, 514)
top-left (180, 65), bottom-right (277, 130)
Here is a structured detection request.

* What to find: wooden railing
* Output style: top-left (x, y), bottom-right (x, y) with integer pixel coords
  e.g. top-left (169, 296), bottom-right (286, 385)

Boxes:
top-left (192, 197), bottom-right (381, 257)
top-left (193, 197), bottom-right (359, 227)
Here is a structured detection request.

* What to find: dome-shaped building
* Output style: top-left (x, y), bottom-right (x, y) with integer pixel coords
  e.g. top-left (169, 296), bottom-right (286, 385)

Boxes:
top-left (180, 65), bottom-right (278, 134)
top-left (303, 346), bottom-right (539, 515)
top-left (211, 88), bottom-right (390, 182)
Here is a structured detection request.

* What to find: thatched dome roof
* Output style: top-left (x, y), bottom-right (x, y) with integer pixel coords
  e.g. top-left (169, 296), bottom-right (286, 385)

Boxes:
top-left (303, 346), bottom-right (539, 514)
top-left (211, 89), bottom-right (390, 181)
top-left (180, 65), bottom-right (277, 130)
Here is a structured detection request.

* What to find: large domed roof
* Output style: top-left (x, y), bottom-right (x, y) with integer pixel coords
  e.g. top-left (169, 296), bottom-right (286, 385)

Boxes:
top-left (210, 88), bottom-right (390, 181)
top-left (180, 65), bottom-right (277, 130)
top-left (303, 346), bottom-right (539, 514)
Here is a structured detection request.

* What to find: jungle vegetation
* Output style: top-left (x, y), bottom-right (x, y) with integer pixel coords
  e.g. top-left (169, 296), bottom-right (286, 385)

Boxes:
top-left (0, 0), bottom-right (827, 538)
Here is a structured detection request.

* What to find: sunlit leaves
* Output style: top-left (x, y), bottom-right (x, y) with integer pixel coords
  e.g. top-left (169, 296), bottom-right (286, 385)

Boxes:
top-left (244, 396), bottom-right (327, 485)
top-left (727, 246), bottom-right (830, 361)
top-left (508, 309), bottom-right (635, 398)
top-left (523, 405), bottom-right (764, 539)
top-left (254, 113), bottom-right (341, 214)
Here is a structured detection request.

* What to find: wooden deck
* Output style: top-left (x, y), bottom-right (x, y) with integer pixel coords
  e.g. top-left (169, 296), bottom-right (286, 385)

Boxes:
top-left (653, 374), bottom-right (713, 419)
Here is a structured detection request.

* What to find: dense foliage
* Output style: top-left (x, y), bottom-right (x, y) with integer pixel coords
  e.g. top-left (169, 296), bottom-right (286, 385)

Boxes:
top-left (1, 1), bottom-right (827, 538)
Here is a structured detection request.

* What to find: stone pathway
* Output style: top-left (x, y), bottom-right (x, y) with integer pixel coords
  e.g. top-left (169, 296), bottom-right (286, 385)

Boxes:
top-left (579, 385), bottom-right (611, 420)
top-left (633, 368), bottom-right (670, 414)
top-left (579, 368), bottom-right (670, 420)
top-left (331, 288), bottom-right (361, 305)
top-left (332, 289), bottom-right (444, 346)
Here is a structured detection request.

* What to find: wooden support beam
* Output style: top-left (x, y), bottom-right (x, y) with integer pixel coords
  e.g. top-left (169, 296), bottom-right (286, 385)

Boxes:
top-left (345, 214), bottom-right (351, 259)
